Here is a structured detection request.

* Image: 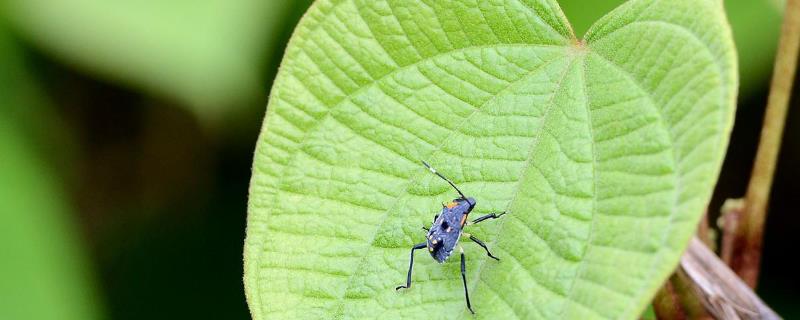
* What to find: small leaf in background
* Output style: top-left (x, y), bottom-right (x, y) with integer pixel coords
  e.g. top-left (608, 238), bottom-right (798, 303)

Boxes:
top-left (0, 28), bottom-right (103, 320)
top-left (1, 0), bottom-right (311, 119)
top-left (723, 0), bottom-right (782, 96)
top-left (245, 0), bottom-right (737, 319)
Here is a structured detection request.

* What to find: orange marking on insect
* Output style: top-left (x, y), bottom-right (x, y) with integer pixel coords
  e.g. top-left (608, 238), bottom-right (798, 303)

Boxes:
top-left (446, 201), bottom-right (458, 209)
top-left (460, 214), bottom-right (468, 226)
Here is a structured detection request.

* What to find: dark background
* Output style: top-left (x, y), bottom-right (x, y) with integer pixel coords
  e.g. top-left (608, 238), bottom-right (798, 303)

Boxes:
top-left (0, 1), bottom-right (796, 319)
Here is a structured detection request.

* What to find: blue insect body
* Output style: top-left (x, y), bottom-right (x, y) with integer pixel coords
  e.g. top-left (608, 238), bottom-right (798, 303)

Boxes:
top-left (427, 197), bottom-right (475, 263)
top-left (395, 161), bottom-right (507, 315)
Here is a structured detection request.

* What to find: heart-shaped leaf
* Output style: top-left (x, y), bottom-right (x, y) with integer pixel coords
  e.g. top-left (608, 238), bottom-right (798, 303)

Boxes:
top-left (557, 0), bottom-right (780, 97)
top-left (245, 0), bottom-right (736, 319)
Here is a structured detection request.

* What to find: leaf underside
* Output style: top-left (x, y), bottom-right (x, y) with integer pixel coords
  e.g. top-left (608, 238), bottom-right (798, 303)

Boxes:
top-left (245, 0), bottom-right (736, 319)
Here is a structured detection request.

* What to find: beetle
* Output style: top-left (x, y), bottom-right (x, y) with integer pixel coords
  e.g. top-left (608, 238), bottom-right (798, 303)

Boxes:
top-left (395, 161), bottom-right (507, 314)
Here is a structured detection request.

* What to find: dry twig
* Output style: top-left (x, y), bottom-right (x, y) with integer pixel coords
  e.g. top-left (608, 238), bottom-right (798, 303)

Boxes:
top-left (682, 238), bottom-right (781, 319)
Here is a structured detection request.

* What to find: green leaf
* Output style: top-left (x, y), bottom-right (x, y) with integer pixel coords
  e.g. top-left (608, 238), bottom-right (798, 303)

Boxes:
top-left (724, 0), bottom-right (782, 95)
top-left (560, 0), bottom-right (781, 96)
top-left (1, 0), bottom-right (308, 118)
top-left (245, 0), bottom-right (736, 319)
top-left (0, 27), bottom-right (102, 320)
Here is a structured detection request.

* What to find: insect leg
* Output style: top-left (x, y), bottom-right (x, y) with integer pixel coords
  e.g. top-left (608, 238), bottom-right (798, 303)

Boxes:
top-left (468, 234), bottom-right (500, 261)
top-left (396, 243), bottom-right (427, 290)
top-left (470, 211), bottom-right (507, 225)
top-left (459, 246), bottom-right (475, 314)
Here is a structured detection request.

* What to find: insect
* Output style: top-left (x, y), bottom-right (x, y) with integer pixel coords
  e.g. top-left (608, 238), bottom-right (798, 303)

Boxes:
top-left (395, 161), bottom-right (507, 314)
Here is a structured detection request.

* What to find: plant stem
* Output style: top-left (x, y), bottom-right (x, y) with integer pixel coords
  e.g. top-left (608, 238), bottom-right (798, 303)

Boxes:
top-left (653, 278), bottom-right (687, 320)
top-left (696, 210), bottom-right (714, 250)
top-left (653, 269), bottom-right (712, 320)
top-left (720, 0), bottom-right (800, 288)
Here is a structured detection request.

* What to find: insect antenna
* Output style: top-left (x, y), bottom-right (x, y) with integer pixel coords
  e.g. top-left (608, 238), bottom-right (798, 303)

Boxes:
top-left (421, 160), bottom-right (467, 199)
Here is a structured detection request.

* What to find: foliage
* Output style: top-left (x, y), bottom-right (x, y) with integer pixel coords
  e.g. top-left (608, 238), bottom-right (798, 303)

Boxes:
top-left (0, 27), bottom-right (101, 320)
top-left (1, 0), bottom-right (312, 118)
top-left (560, 0), bottom-right (781, 96)
top-left (245, 0), bottom-right (737, 319)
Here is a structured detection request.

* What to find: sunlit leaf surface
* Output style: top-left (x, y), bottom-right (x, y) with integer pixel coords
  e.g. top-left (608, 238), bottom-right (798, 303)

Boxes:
top-left (245, 0), bottom-right (736, 319)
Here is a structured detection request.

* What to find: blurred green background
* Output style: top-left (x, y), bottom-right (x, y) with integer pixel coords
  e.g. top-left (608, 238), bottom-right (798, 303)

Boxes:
top-left (0, 1), bottom-right (796, 319)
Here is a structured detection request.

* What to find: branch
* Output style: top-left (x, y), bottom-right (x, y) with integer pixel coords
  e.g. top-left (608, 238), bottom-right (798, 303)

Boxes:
top-left (681, 238), bottom-right (781, 320)
top-left (720, 0), bottom-right (800, 287)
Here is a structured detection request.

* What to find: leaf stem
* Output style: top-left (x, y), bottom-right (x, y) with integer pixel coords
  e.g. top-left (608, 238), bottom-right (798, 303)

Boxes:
top-left (653, 269), bottom-right (712, 320)
top-left (653, 278), bottom-right (688, 320)
top-left (696, 210), bottom-right (714, 250)
top-left (720, 0), bottom-right (800, 288)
